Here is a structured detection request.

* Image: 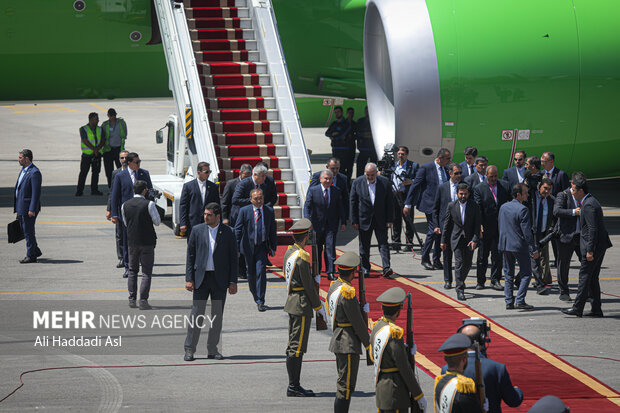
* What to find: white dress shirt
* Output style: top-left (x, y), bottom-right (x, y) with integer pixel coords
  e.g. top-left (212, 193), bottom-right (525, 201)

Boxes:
top-left (367, 179), bottom-right (376, 205)
top-left (205, 224), bottom-right (219, 271)
top-left (435, 161), bottom-right (445, 183)
top-left (197, 178), bottom-right (207, 203)
top-left (459, 201), bottom-right (467, 225)
top-left (451, 181), bottom-right (458, 201)
top-left (130, 169), bottom-right (137, 184)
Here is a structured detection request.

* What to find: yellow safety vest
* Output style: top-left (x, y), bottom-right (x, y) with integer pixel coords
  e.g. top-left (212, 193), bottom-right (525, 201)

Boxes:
top-left (102, 118), bottom-right (127, 152)
top-left (80, 125), bottom-right (102, 155)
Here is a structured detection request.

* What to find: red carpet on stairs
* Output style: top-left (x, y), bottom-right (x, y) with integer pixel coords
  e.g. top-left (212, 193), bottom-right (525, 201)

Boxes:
top-left (267, 245), bottom-right (620, 412)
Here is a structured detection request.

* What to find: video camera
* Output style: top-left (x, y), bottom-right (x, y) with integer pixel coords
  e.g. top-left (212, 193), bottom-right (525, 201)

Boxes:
top-left (457, 317), bottom-right (491, 349)
top-left (377, 143), bottom-right (397, 172)
top-left (146, 188), bottom-right (162, 201)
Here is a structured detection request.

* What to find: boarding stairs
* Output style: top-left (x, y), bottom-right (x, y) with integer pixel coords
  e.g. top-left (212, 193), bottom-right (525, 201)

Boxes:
top-left (152, 0), bottom-right (312, 236)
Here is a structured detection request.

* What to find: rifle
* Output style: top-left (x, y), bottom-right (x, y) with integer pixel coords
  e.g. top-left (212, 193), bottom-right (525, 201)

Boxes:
top-left (310, 230), bottom-right (328, 331)
top-left (474, 341), bottom-right (487, 413)
top-left (358, 264), bottom-right (372, 365)
top-left (406, 293), bottom-right (423, 413)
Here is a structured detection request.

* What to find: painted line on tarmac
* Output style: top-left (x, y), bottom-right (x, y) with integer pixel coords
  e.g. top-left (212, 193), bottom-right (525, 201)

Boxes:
top-left (89, 102), bottom-right (108, 112)
top-left (0, 285), bottom-right (285, 295)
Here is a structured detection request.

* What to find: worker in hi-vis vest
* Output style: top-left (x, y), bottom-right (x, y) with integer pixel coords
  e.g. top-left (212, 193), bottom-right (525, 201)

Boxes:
top-left (101, 107), bottom-right (128, 188)
top-left (76, 112), bottom-right (105, 196)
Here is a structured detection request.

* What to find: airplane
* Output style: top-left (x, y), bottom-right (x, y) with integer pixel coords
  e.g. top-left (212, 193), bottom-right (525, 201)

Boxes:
top-left (2, 0), bottom-right (619, 178)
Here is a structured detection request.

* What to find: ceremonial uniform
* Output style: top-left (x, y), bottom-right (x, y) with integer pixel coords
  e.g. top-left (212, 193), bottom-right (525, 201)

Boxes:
top-left (371, 287), bottom-right (425, 413)
top-left (283, 219), bottom-right (324, 397)
top-left (327, 252), bottom-right (370, 411)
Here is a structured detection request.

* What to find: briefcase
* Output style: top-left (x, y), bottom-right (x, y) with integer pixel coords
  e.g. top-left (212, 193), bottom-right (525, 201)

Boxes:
top-left (7, 218), bottom-right (25, 244)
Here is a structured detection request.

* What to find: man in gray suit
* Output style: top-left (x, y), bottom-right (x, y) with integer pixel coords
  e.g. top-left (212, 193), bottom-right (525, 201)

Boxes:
top-left (184, 202), bottom-right (238, 361)
top-left (498, 183), bottom-right (539, 310)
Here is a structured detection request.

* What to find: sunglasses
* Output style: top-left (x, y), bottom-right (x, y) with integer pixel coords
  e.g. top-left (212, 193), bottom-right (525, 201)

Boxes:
top-left (200, 170), bottom-right (211, 174)
top-left (453, 172), bottom-right (462, 175)
top-left (134, 160), bottom-right (141, 164)
top-left (514, 158), bottom-right (523, 161)
top-left (120, 157), bottom-right (127, 160)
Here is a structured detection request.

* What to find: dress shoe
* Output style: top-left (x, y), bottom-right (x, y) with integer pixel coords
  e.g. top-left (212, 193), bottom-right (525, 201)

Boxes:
top-left (506, 302), bottom-right (515, 310)
top-left (19, 256), bottom-right (37, 264)
top-left (184, 350), bottom-right (195, 362)
top-left (257, 303), bottom-right (267, 312)
top-left (75, 191), bottom-right (83, 196)
top-left (421, 261), bottom-right (434, 271)
top-left (583, 311), bottom-right (604, 318)
top-left (287, 384), bottom-right (315, 397)
top-left (433, 262), bottom-right (444, 270)
top-left (536, 286), bottom-right (550, 295)
top-left (238, 273), bottom-right (247, 280)
top-left (91, 190), bottom-right (103, 196)
top-left (561, 308), bottom-right (582, 317)
top-left (475, 284), bottom-right (485, 290)
top-left (382, 267), bottom-right (394, 278)
top-left (34, 249), bottom-right (43, 258)
top-left (139, 300), bottom-right (152, 310)
top-left (559, 294), bottom-right (572, 302)
top-left (491, 281), bottom-right (503, 291)
top-left (122, 270), bottom-right (129, 278)
top-left (207, 352), bottom-right (224, 360)
top-left (128, 299), bottom-right (137, 308)
top-left (443, 282), bottom-right (452, 290)
top-left (327, 273), bottom-right (337, 281)
top-left (116, 259), bottom-right (124, 269)
top-left (515, 303), bottom-right (534, 310)
top-left (457, 291), bottom-right (466, 301)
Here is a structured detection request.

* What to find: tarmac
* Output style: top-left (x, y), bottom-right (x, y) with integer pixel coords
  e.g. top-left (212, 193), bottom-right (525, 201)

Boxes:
top-left (0, 98), bottom-right (619, 412)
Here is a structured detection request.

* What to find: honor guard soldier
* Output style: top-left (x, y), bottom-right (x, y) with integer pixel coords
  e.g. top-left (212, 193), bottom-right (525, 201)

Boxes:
top-left (371, 287), bottom-right (426, 413)
top-left (434, 333), bottom-right (483, 413)
top-left (327, 252), bottom-right (371, 412)
top-left (283, 218), bottom-right (327, 397)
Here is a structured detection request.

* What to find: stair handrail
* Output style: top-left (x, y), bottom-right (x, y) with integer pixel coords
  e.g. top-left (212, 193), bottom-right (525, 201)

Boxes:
top-left (248, 0), bottom-right (313, 204)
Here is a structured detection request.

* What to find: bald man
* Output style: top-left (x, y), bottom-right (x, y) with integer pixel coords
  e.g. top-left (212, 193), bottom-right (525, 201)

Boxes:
top-left (442, 324), bottom-right (523, 413)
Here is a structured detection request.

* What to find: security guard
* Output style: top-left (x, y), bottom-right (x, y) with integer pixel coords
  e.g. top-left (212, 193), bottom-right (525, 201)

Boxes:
top-left (434, 333), bottom-right (483, 412)
top-left (283, 218), bottom-right (326, 397)
top-left (327, 252), bottom-right (370, 412)
top-left (371, 287), bottom-right (426, 412)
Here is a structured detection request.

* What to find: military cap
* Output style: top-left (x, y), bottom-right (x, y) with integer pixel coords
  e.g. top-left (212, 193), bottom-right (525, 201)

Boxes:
top-left (334, 252), bottom-right (360, 271)
top-left (376, 287), bottom-right (406, 307)
top-left (528, 395), bottom-right (569, 413)
top-left (438, 333), bottom-right (472, 356)
top-left (289, 218), bottom-right (312, 234)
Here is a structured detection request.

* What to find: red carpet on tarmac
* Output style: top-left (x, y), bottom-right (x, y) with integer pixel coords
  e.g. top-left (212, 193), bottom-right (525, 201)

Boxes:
top-left (268, 246), bottom-right (620, 412)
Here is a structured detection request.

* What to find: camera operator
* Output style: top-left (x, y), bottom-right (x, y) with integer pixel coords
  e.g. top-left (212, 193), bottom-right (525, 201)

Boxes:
top-left (441, 320), bottom-right (524, 413)
top-left (111, 152), bottom-right (153, 278)
top-left (389, 146), bottom-right (419, 251)
top-left (522, 156), bottom-right (543, 208)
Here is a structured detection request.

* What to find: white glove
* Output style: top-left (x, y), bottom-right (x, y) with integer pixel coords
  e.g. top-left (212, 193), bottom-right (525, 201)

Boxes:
top-left (317, 307), bottom-right (327, 320)
top-left (417, 395), bottom-right (427, 412)
top-left (483, 398), bottom-right (489, 411)
top-left (362, 303), bottom-right (370, 313)
top-left (410, 344), bottom-right (417, 356)
top-left (314, 274), bottom-right (321, 284)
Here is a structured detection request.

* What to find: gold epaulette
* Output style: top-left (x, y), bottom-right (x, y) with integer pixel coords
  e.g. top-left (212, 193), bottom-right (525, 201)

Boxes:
top-left (341, 284), bottom-right (356, 299)
top-left (298, 249), bottom-right (311, 263)
top-left (456, 375), bottom-right (477, 394)
top-left (389, 323), bottom-right (403, 340)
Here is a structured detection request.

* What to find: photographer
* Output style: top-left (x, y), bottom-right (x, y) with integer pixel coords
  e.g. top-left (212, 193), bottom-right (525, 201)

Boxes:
top-left (389, 146), bottom-right (419, 251)
top-left (121, 180), bottom-right (161, 310)
top-left (111, 152), bottom-right (153, 278)
top-left (441, 320), bottom-right (523, 413)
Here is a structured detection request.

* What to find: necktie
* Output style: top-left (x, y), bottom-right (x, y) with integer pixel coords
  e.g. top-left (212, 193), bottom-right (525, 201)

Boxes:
top-left (441, 167), bottom-right (447, 183)
top-left (131, 170), bottom-right (136, 184)
top-left (537, 198), bottom-right (544, 235)
top-left (255, 208), bottom-right (263, 245)
top-left (324, 188), bottom-right (329, 206)
top-left (490, 184), bottom-right (497, 202)
top-left (470, 165), bottom-right (475, 175)
top-left (451, 183), bottom-right (457, 201)
top-left (546, 171), bottom-right (551, 178)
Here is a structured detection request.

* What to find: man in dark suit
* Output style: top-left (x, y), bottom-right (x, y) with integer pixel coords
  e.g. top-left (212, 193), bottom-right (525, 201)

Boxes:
top-left (442, 323), bottom-right (524, 413)
top-left (235, 188), bottom-right (277, 311)
top-left (473, 166), bottom-right (510, 291)
top-left (464, 155), bottom-right (488, 190)
top-left (403, 148), bottom-right (452, 270)
top-left (501, 150), bottom-right (526, 189)
top-left (562, 177), bottom-right (612, 317)
top-left (303, 170), bottom-right (346, 281)
top-left (231, 163), bottom-right (278, 224)
top-left (121, 180), bottom-right (161, 310)
top-left (106, 150), bottom-right (129, 269)
top-left (184, 202), bottom-right (238, 361)
top-left (541, 151), bottom-right (570, 197)
top-left (391, 146), bottom-right (419, 250)
top-left (14, 149), bottom-right (42, 263)
top-left (310, 157), bottom-right (349, 222)
top-left (459, 146), bottom-right (478, 179)
top-left (179, 161), bottom-right (220, 239)
top-left (498, 183), bottom-right (539, 310)
top-left (532, 178), bottom-right (556, 290)
top-left (325, 106), bottom-right (351, 169)
top-left (111, 152), bottom-right (152, 277)
top-left (433, 163), bottom-right (463, 289)
top-left (221, 163), bottom-right (252, 226)
top-left (440, 183), bottom-right (482, 301)
top-left (350, 163), bottom-right (394, 278)
top-left (553, 172), bottom-right (585, 301)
